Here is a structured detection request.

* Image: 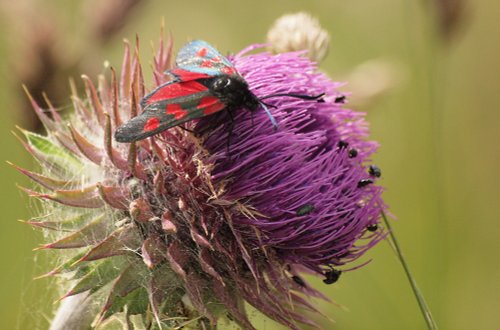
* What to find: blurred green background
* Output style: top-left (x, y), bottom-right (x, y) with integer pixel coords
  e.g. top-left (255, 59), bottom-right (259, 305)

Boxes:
top-left (1, 0), bottom-right (499, 329)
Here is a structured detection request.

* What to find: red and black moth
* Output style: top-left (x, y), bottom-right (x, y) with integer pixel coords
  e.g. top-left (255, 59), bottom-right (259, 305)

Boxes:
top-left (114, 40), bottom-right (324, 143)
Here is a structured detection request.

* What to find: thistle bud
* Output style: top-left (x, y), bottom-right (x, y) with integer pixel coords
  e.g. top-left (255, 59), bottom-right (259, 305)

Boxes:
top-left (267, 12), bottom-right (330, 62)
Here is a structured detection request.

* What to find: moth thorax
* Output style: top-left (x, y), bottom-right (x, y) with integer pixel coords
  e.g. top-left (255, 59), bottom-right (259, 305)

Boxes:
top-left (209, 75), bottom-right (259, 110)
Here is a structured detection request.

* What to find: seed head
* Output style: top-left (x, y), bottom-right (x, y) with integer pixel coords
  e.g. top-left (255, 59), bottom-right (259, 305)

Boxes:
top-left (267, 12), bottom-right (330, 62)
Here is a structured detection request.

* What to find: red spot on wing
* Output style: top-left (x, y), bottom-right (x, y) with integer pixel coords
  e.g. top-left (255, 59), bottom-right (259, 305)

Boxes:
top-left (145, 80), bottom-right (207, 105)
top-left (221, 67), bottom-right (235, 75)
top-left (204, 103), bottom-right (225, 115)
top-left (212, 57), bottom-right (221, 62)
top-left (198, 96), bottom-right (225, 115)
top-left (200, 60), bottom-right (213, 68)
top-left (171, 69), bottom-right (210, 81)
top-left (197, 48), bottom-right (208, 57)
top-left (144, 117), bottom-right (160, 132)
top-left (166, 103), bottom-right (188, 120)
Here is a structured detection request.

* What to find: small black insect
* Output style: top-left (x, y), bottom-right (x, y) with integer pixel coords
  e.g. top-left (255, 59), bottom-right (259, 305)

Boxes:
top-left (296, 203), bottom-right (315, 216)
top-left (334, 95), bottom-right (346, 103)
top-left (323, 268), bottom-right (342, 284)
top-left (367, 224), bottom-right (378, 232)
top-left (337, 140), bottom-right (349, 149)
top-left (348, 148), bottom-right (358, 158)
top-left (357, 179), bottom-right (373, 188)
top-left (292, 275), bottom-right (306, 287)
top-left (368, 165), bottom-right (382, 178)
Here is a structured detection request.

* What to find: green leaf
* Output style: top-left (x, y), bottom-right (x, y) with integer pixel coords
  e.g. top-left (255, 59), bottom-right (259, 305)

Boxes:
top-left (27, 212), bottom-right (100, 232)
top-left (35, 251), bottom-right (88, 278)
top-left (64, 258), bottom-right (125, 298)
top-left (22, 129), bottom-right (83, 170)
top-left (78, 224), bottom-right (142, 262)
top-left (100, 262), bottom-right (150, 320)
top-left (101, 287), bottom-right (147, 322)
top-left (38, 213), bottom-right (110, 249)
top-left (126, 288), bottom-right (150, 315)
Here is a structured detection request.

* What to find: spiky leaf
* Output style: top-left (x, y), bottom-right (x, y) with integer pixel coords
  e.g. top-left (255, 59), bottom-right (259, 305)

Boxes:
top-left (21, 129), bottom-right (83, 170)
top-left (63, 257), bottom-right (126, 298)
top-left (38, 213), bottom-right (109, 249)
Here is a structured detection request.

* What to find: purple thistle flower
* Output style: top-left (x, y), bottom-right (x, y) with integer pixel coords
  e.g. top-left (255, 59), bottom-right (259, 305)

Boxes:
top-left (200, 45), bottom-right (385, 272)
top-left (13, 32), bottom-right (386, 330)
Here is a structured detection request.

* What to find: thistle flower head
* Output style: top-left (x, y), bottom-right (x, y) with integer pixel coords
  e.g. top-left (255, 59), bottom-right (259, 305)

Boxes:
top-left (15, 32), bottom-right (385, 330)
top-left (267, 12), bottom-right (330, 62)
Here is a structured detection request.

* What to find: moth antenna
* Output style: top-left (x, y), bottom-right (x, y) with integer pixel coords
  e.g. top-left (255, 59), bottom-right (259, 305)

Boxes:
top-left (257, 92), bottom-right (325, 130)
top-left (260, 92), bottom-right (325, 101)
top-left (259, 102), bottom-right (278, 129)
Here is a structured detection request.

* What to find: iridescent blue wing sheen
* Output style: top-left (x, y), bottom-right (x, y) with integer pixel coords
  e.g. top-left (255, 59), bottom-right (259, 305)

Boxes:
top-left (175, 40), bottom-right (237, 76)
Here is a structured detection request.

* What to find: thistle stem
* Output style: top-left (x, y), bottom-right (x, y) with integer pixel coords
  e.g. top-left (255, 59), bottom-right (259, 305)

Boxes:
top-left (381, 210), bottom-right (438, 330)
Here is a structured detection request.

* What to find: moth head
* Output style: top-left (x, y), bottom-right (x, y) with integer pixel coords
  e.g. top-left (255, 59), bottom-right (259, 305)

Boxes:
top-left (209, 75), bottom-right (258, 109)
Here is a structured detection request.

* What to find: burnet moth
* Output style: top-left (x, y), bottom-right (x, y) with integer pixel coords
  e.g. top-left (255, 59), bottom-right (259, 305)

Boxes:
top-left (114, 40), bottom-right (324, 143)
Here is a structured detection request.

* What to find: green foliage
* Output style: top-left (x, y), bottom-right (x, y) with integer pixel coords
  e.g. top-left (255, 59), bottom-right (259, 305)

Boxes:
top-left (22, 129), bottom-right (83, 171)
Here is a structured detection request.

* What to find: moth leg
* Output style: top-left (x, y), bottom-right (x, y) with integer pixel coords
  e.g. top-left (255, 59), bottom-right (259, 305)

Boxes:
top-left (178, 125), bottom-right (194, 134)
top-left (195, 111), bottom-right (227, 138)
